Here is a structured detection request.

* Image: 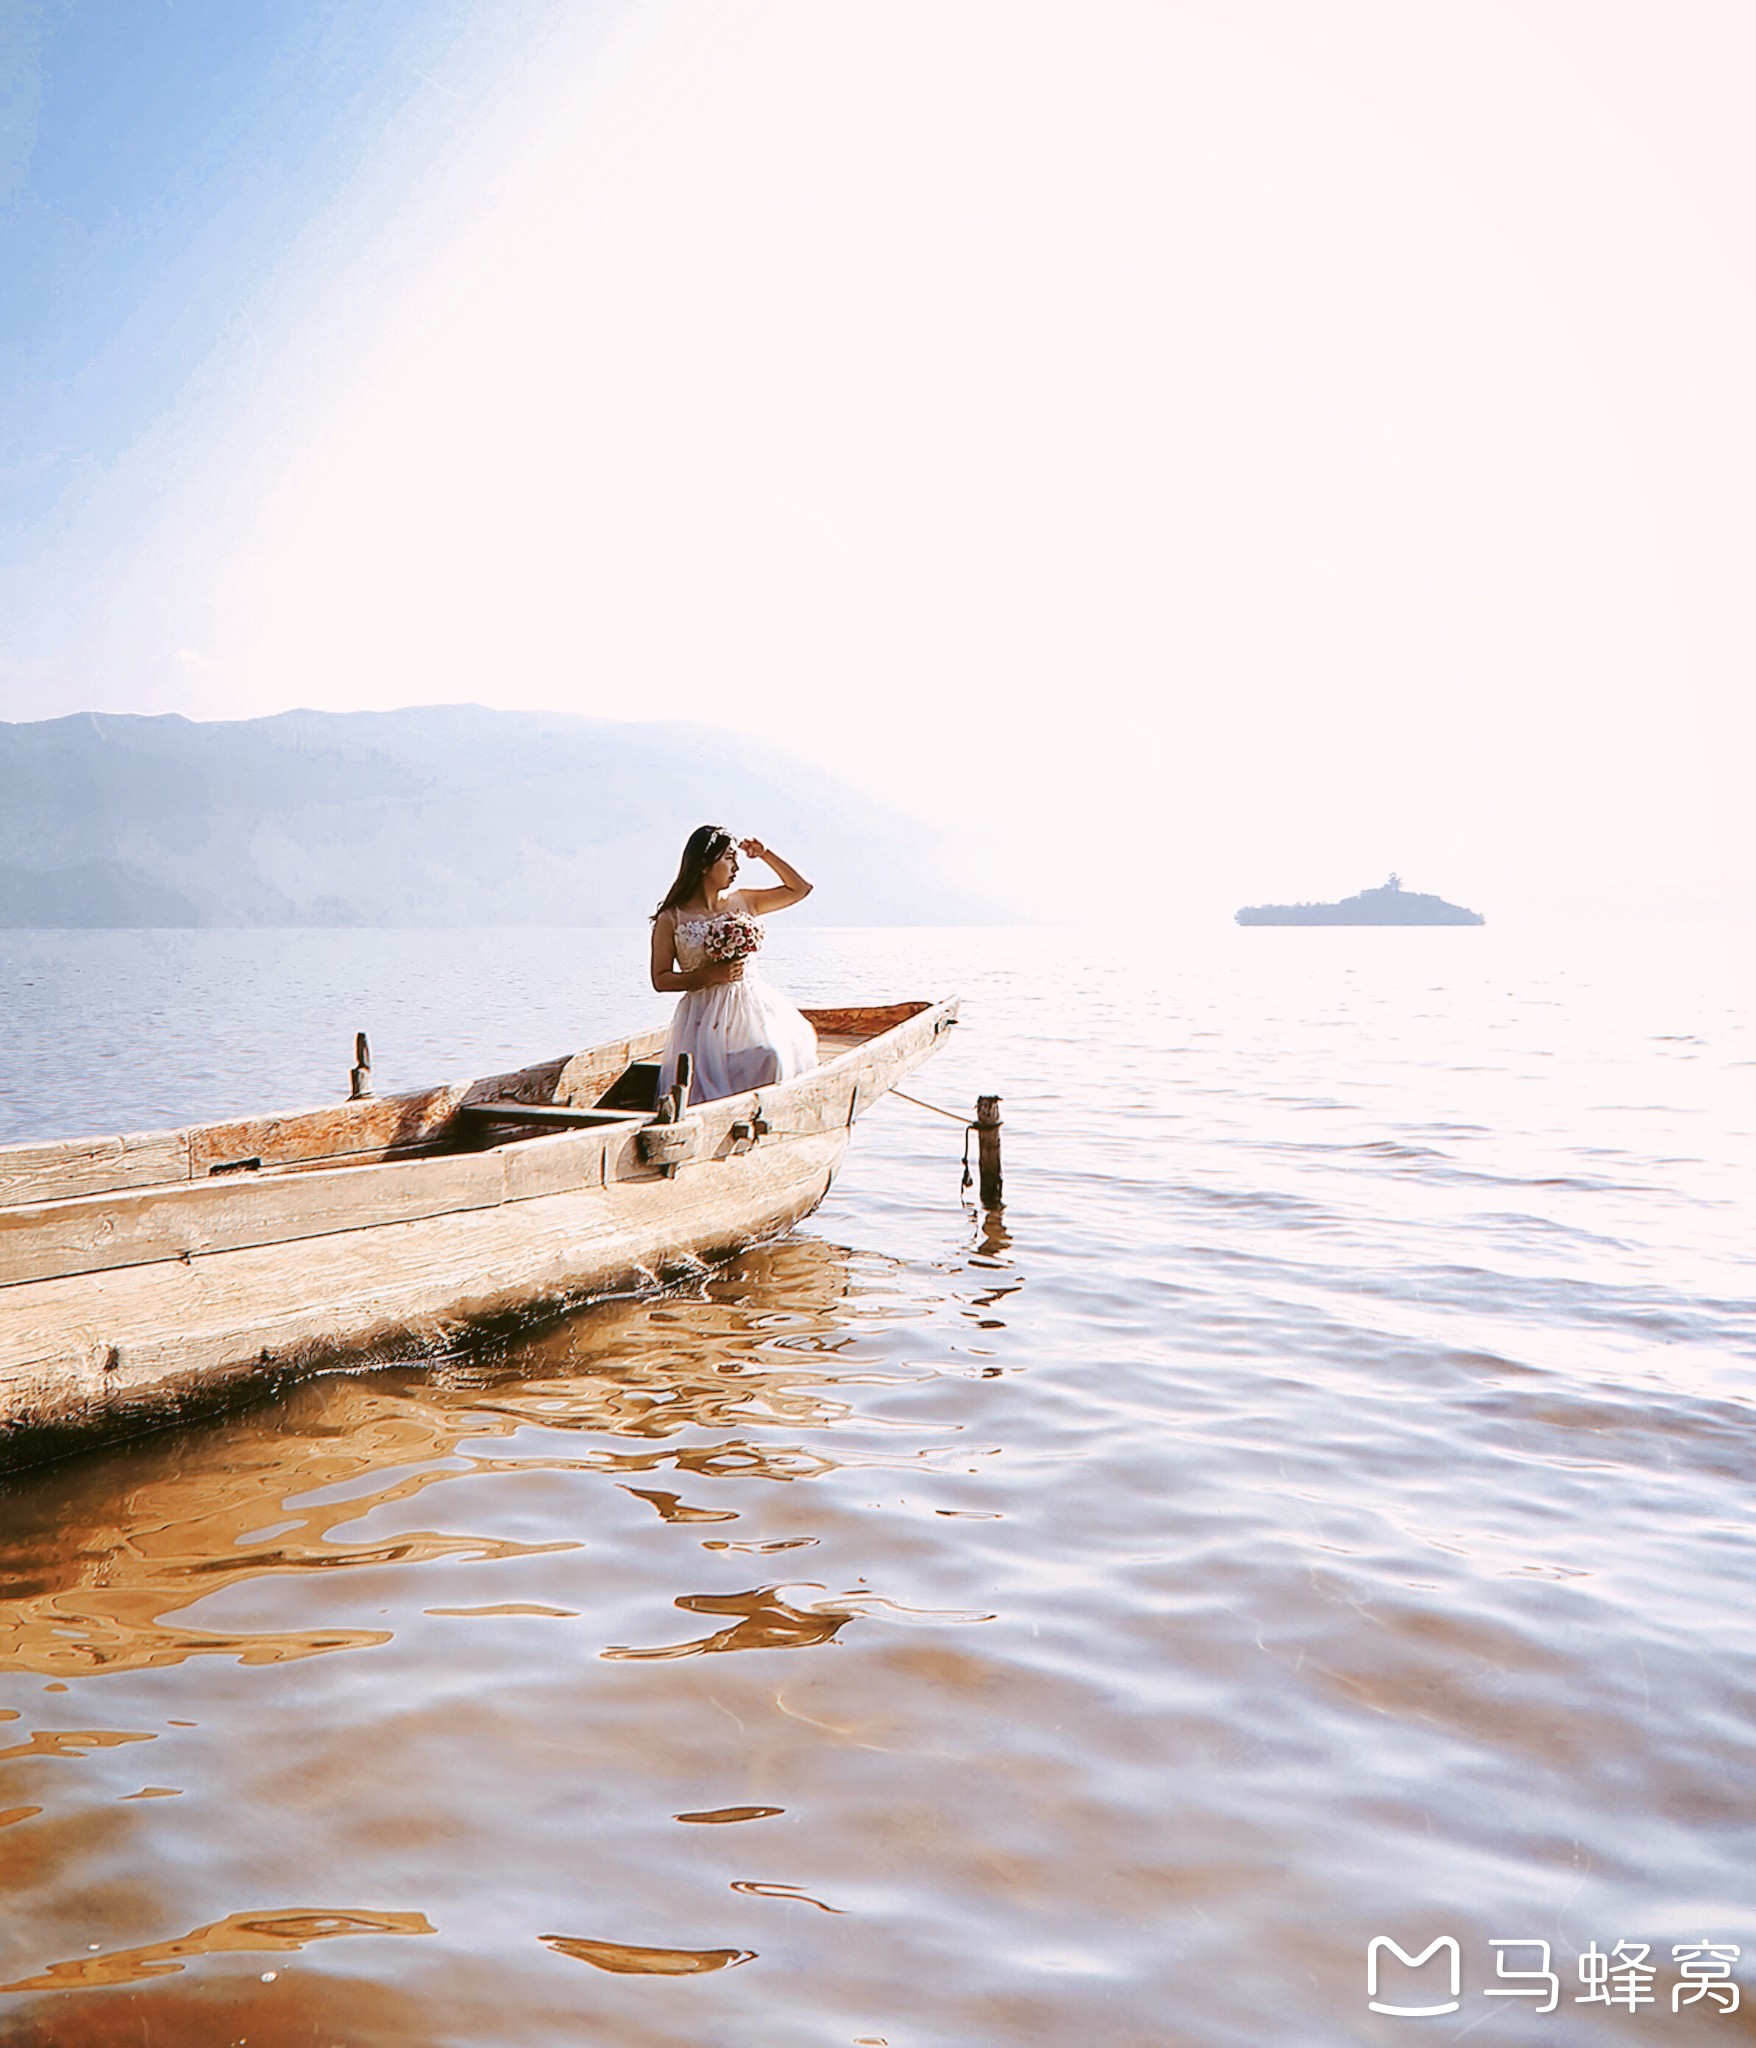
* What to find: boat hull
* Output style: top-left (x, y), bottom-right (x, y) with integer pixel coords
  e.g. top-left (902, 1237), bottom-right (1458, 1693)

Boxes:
top-left (0, 999), bottom-right (957, 1460)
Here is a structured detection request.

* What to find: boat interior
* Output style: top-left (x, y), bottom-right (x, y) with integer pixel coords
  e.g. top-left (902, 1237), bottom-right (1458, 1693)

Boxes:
top-left (0, 1004), bottom-right (934, 1212)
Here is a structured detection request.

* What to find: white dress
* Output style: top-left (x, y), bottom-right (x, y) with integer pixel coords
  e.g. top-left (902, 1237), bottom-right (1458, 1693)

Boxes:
top-left (659, 896), bottom-right (818, 1104)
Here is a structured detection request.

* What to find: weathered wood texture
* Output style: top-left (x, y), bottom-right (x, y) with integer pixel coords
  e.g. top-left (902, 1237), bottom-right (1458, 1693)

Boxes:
top-left (0, 1010), bottom-right (950, 1289)
top-left (0, 1129), bottom-right (192, 1209)
top-left (0, 1149), bottom-right (516, 1287)
top-left (0, 999), bottom-right (958, 1453)
top-left (0, 1013), bottom-right (923, 1211)
top-left (0, 1032), bottom-right (674, 1209)
top-left (976, 1094), bottom-right (1004, 1209)
top-left (0, 1133), bottom-right (849, 1443)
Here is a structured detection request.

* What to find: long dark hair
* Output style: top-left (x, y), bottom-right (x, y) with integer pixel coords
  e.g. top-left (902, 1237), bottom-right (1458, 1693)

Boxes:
top-left (654, 824), bottom-right (734, 918)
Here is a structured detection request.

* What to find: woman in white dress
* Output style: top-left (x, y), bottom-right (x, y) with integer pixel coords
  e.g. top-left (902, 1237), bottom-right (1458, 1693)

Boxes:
top-left (650, 825), bottom-right (819, 1104)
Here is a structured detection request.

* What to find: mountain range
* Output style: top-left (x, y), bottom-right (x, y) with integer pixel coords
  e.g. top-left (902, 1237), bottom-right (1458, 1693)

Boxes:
top-left (0, 706), bottom-right (1002, 927)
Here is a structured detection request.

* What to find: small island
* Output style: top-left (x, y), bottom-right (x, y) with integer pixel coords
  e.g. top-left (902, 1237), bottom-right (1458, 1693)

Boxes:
top-left (1235, 873), bottom-right (1485, 927)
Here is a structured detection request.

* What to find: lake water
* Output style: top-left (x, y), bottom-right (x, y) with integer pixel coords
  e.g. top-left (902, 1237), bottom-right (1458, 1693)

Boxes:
top-left (0, 922), bottom-right (1751, 2047)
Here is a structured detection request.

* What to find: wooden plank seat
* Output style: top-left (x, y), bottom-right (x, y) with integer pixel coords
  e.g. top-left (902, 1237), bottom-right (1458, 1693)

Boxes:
top-left (455, 1102), bottom-right (651, 1129)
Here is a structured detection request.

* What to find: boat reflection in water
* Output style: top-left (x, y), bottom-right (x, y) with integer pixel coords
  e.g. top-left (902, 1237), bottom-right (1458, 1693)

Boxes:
top-left (0, 1235), bottom-right (938, 1681)
top-left (0, 1226), bottom-right (1021, 2043)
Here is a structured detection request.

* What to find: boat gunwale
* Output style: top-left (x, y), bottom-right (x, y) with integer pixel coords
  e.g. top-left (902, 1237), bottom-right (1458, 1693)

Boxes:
top-left (0, 1001), bottom-right (954, 1290)
top-left (0, 1002), bottom-right (939, 1210)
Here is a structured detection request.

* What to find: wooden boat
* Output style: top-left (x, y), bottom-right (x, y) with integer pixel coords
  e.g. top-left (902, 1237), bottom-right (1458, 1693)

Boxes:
top-left (0, 999), bottom-right (958, 1459)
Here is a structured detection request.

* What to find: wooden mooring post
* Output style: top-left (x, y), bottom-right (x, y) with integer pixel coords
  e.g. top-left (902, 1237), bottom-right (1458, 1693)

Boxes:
top-left (975, 1094), bottom-right (1003, 1209)
top-left (349, 1032), bottom-right (373, 1100)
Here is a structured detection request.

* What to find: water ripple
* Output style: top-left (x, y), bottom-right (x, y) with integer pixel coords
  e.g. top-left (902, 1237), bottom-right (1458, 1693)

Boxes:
top-left (0, 924), bottom-right (1750, 2046)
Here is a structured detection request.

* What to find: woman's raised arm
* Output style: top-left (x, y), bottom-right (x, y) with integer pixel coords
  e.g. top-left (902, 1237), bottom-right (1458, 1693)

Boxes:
top-left (736, 839), bottom-right (812, 915)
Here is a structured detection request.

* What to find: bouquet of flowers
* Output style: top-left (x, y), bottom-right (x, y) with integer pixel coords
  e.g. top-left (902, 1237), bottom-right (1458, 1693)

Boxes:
top-left (703, 911), bottom-right (764, 964)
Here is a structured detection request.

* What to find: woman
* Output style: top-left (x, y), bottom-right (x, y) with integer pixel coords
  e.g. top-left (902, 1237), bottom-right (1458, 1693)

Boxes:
top-left (650, 826), bottom-right (818, 1104)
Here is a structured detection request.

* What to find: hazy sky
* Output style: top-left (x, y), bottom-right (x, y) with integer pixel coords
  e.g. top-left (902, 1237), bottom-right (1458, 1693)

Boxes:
top-left (3, 1), bottom-right (1752, 921)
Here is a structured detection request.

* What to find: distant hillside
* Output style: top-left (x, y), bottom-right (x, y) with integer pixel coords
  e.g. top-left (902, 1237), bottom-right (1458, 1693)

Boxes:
top-left (0, 706), bottom-right (1006, 927)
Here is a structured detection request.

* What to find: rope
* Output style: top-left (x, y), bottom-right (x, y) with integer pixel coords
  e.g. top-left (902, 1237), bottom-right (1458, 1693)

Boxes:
top-left (889, 1088), bottom-right (976, 1127)
top-left (886, 1087), bottom-right (978, 1192)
